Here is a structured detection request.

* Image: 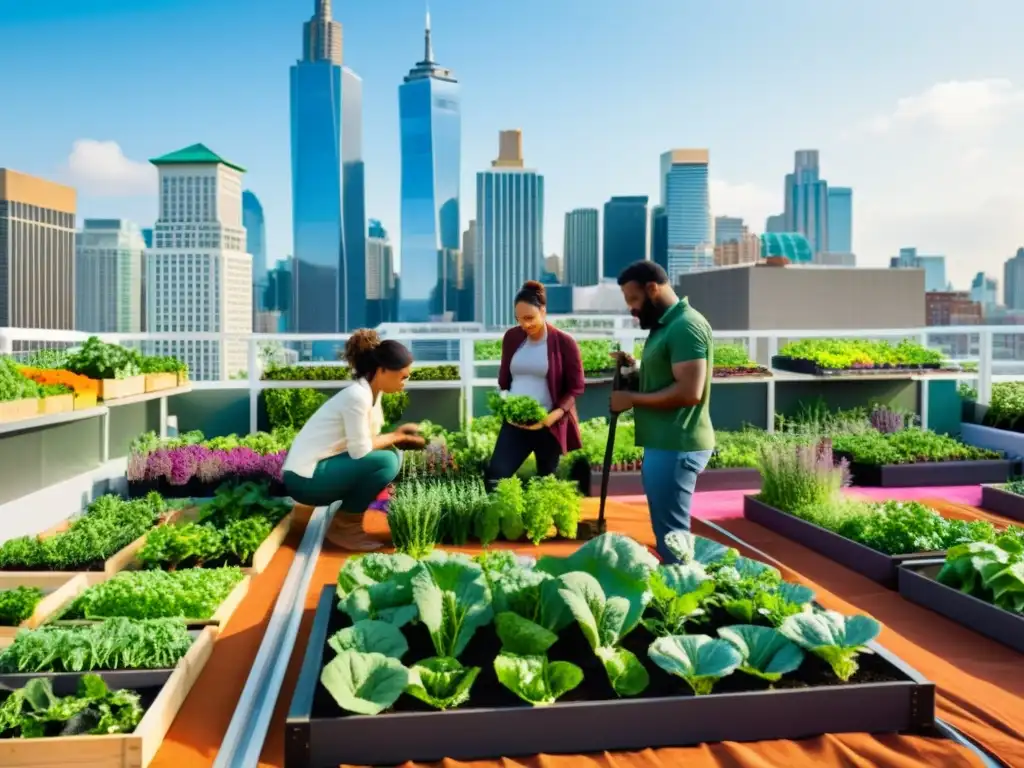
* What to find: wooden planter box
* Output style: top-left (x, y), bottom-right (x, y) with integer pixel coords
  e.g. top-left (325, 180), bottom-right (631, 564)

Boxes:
top-left (5, 510), bottom-right (185, 587)
top-left (0, 626), bottom-right (216, 768)
top-left (898, 560), bottom-right (1024, 654)
top-left (980, 484), bottom-right (1024, 523)
top-left (144, 373), bottom-right (178, 393)
top-left (73, 391), bottom-right (99, 410)
top-left (843, 458), bottom-right (1012, 488)
top-left (0, 573), bottom-right (88, 641)
top-left (38, 394), bottom-right (75, 416)
top-left (98, 375), bottom-right (146, 401)
top-left (286, 586), bottom-right (935, 767)
top-left (743, 497), bottom-right (943, 588)
top-left (0, 398), bottom-right (40, 424)
top-left (176, 372), bottom-right (189, 387)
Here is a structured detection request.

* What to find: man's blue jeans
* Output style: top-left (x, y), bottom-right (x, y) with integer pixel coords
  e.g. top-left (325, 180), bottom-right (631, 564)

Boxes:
top-left (642, 448), bottom-right (713, 563)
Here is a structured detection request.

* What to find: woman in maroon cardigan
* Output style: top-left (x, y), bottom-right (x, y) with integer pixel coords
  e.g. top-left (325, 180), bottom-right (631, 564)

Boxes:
top-left (487, 280), bottom-right (586, 487)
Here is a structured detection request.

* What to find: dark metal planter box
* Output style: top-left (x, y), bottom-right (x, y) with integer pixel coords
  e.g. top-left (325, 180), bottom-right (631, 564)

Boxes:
top-left (770, 356), bottom-right (940, 377)
top-left (0, 668), bottom-right (174, 695)
top-left (577, 467), bottom-right (761, 497)
top-left (843, 459), bottom-right (1012, 488)
top-left (980, 484), bottom-right (1024, 523)
top-left (285, 586), bottom-right (936, 768)
top-left (898, 560), bottom-right (1024, 654)
top-left (743, 497), bottom-right (942, 588)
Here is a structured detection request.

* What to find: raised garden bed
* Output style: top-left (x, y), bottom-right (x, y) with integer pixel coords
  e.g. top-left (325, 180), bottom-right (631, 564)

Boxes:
top-left (0, 626), bottom-right (214, 767)
top-left (98, 374), bottom-right (147, 401)
top-left (144, 372), bottom-right (179, 393)
top-left (980, 484), bottom-right (1024, 523)
top-left (713, 366), bottom-right (772, 379)
top-left (286, 584), bottom-right (935, 767)
top-left (898, 560), bottom-right (1024, 654)
top-left (771, 356), bottom-right (943, 377)
top-left (0, 573), bottom-right (88, 640)
top-left (743, 497), bottom-right (943, 588)
top-left (576, 466), bottom-right (761, 496)
top-left (842, 458), bottom-right (1012, 487)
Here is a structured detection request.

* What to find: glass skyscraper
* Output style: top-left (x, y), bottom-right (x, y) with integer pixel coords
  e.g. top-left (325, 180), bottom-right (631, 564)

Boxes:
top-left (1004, 248), bottom-right (1024, 310)
top-left (826, 187), bottom-right (853, 254)
top-left (476, 131), bottom-right (543, 328)
top-left (290, 0), bottom-right (366, 346)
top-left (242, 190), bottom-right (266, 315)
top-left (659, 149), bottom-right (713, 278)
top-left (650, 206), bottom-right (667, 271)
top-left (889, 247), bottom-right (947, 292)
top-left (563, 208), bottom-right (599, 286)
top-left (602, 196), bottom-right (648, 280)
top-left (398, 13), bottom-right (461, 322)
top-left (714, 216), bottom-right (745, 245)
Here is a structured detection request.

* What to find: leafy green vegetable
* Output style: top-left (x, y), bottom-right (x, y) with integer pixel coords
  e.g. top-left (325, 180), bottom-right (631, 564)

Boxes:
top-left (336, 553), bottom-right (419, 627)
top-left (644, 563), bottom-right (715, 636)
top-left (557, 571), bottom-right (649, 697)
top-left (489, 391), bottom-right (548, 426)
top-left (832, 428), bottom-right (998, 465)
top-left (327, 620), bottom-right (409, 660)
top-left (0, 586), bottom-right (43, 626)
top-left (405, 657), bottom-right (480, 710)
top-left (493, 652), bottom-right (583, 706)
top-left (319, 650), bottom-right (410, 715)
top-left (647, 634), bottom-right (743, 695)
top-left (0, 674), bottom-right (143, 738)
top-left (494, 611), bottom-right (558, 656)
top-left (664, 532), bottom-right (738, 569)
top-left (717, 624), bottom-right (805, 682)
top-left (937, 536), bottom-right (1024, 613)
top-left (490, 476), bottom-right (526, 541)
top-left (409, 552), bottom-right (493, 658)
top-left (524, 475), bottom-right (581, 542)
top-left (779, 610), bottom-right (881, 681)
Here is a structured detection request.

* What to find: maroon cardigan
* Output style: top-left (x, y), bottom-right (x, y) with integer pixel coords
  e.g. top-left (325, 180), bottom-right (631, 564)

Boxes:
top-left (498, 324), bottom-right (585, 452)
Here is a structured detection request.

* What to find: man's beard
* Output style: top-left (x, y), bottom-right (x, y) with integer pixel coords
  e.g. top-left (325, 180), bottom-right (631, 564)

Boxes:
top-left (632, 298), bottom-right (661, 329)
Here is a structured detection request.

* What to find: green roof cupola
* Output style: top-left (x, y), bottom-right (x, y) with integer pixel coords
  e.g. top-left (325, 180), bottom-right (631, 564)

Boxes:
top-left (149, 143), bottom-right (246, 173)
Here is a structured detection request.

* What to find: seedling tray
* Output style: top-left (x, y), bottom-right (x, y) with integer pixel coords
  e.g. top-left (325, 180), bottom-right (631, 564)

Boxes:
top-left (0, 627), bottom-right (215, 768)
top-left (898, 560), bottom-right (1024, 654)
top-left (843, 459), bottom-right (1012, 488)
top-left (771, 356), bottom-right (941, 377)
top-left (285, 586), bottom-right (935, 767)
top-left (980, 484), bottom-right (1024, 523)
top-left (743, 497), bottom-right (942, 588)
top-left (578, 467), bottom-right (761, 497)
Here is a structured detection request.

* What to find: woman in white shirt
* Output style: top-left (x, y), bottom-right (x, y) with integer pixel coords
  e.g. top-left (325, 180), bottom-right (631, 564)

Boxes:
top-left (282, 330), bottom-right (425, 550)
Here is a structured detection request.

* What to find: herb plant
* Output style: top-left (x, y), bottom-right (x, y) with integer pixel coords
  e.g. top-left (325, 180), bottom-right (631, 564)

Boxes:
top-left (0, 586), bottom-right (43, 626)
top-left (488, 391), bottom-right (548, 426)
top-left (64, 337), bottom-right (143, 380)
top-left (832, 428), bottom-right (999, 465)
top-left (387, 482), bottom-right (445, 559)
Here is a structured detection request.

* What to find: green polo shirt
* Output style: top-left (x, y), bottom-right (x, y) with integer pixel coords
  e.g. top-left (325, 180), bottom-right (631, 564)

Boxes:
top-left (634, 298), bottom-right (715, 452)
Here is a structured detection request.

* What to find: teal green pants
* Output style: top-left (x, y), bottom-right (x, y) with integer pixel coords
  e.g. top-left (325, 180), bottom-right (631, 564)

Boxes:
top-left (283, 449), bottom-right (401, 512)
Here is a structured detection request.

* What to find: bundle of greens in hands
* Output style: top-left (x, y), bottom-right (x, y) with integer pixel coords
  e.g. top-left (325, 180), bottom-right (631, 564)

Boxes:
top-left (314, 532), bottom-right (884, 718)
top-left (488, 390), bottom-right (548, 428)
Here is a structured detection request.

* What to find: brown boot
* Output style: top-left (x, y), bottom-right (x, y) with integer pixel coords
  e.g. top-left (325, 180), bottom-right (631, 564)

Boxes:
top-left (325, 511), bottom-right (382, 552)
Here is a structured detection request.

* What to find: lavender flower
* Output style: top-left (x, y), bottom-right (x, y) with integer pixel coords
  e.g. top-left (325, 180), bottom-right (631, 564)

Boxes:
top-left (870, 406), bottom-right (906, 434)
top-left (145, 449), bottom-right (173, 482)
top-left (127, 452), bottom-right (147, 483)
top-left (223, 447), bottom-right (263, 478)
top-left (260, 451), bottom-right (286, 481)
top-left (168, 445), bottom-right (203, 486)
top-left (196, 451), bottom-right (226, 484)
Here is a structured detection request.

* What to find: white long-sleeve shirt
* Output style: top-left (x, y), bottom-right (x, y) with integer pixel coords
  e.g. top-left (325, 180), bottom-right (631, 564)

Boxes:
top-left (281, 378), bottom-right (385, 478)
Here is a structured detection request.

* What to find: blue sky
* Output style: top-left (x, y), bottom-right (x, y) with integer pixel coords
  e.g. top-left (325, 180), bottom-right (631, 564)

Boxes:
top-left (2, 0), bottom-right (1023, 290)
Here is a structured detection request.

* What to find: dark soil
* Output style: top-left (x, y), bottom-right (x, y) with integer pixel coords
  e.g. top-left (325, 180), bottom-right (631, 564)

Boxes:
top-left (712, 366), bottom-right (772, 378)
top-left (0, 684), bottom-right (162, 739)
top-left (0, 560), bottom-right (106, 573)
top-left (311, 602), bottom-right (907, 719)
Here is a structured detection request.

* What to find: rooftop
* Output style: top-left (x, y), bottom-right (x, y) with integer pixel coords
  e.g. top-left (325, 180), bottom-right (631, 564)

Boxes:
top-left (0, 325), bottom-right (1022, 767)
top-left (149, 143), bottom-right (247, 173)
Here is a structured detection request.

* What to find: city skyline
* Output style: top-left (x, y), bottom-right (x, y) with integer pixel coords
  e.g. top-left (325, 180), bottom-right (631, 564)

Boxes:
top-left (3, 0), bottom-right (1024, 290)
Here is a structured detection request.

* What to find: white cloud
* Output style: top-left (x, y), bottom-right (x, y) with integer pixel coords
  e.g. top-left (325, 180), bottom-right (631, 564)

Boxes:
top-left (709, 179), bottom-right (778, 232)
top-left (64, 139), bottom-right (156, 196)
top-left (861, 79), bottom-right (1024, 135)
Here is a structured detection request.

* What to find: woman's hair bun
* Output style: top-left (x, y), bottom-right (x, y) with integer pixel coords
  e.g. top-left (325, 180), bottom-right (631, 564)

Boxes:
top-left (515, 280), bottom-right (547, 308)
top-left (343, 329), bottom-right (381, 368)
top-left (521, 280), bottom-right (545, 296)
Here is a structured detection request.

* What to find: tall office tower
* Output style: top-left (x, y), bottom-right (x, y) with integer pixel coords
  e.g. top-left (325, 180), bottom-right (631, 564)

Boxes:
top-left (889, 247), bottom-right (947, 292)
top-left (765, 213), bottom-right (785, 233)
top-left (563, 208), bottom-right (599, 286)
top-left (243, 191), bottom-right (267, 313)
top-left (971, 272), bottom-right (999, 311)
top-left (714, 216), bottom-right (745, 245)
top-left (398, 11), bottom-right (461, 322)
top-left (291, 0), bottom-right (366, 348)
top-left (476, 130), bottom-right (544, 327)
top-left (603, 196), bottom-right (648, 280)
top-left (146, 145), bottom-right (252, 380)
top-left (365, 219), bottom-right (395, 326)
top-left (264, 256), bottom-right (294, 333)
top-left (75, 219), bottom-right (144, 333)
top-left (460, 220), bottom-right (476, 321)
top-left (650, 205), bottom-right (667, 271)
top-left (139, 228), bottom-right (153, 331)
top-left (784, 150), bottom-right (829, 257)
top-left (1004, 248), bottom-right (1024, 310)
top-left (0, 169), bottom-right (76, 338)
top-left (826, 187), bottom-right (853, 254)
top-left (659, 150), bottom-right (713, 279)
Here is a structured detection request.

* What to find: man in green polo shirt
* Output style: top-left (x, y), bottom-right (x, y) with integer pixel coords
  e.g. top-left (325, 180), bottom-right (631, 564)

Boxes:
top-left (610, 260), bottom-right (715, 563)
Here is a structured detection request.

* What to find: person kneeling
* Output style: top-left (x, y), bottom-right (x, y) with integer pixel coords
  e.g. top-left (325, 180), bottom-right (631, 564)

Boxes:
top-left (282, 330), bottom-right (425, 551)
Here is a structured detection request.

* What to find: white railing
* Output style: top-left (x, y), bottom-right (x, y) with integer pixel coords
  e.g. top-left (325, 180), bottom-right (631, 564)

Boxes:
top-left (2, 325), bottom-right (1022, 434)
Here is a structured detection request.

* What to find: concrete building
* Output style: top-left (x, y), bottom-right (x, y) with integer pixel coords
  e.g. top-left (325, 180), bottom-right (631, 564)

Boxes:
top-left (0, 169), bottom-right (76, 334)
top-left (460, 220), bottom-right (476, 321)
top-left (146, 144), bottom-right (252, 380)
top-left (563, 208), bottom-right (599, 286)
top-left (714, 216), bottom-right (745, 245)
top-left (659, 149), bottom-right (713, 278)
top-left (713, 229), bottom-right (760, 267)
top-left (926, 291), bottom-right (983, 326)
top-left (475, 130), bottom-right (543, 327)
top-left (674, 263), bottom-right (925, 339)
top-left (544, 254), bottom-right (562, 282)
top-left (75, 219), bottom-right (144, 333)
